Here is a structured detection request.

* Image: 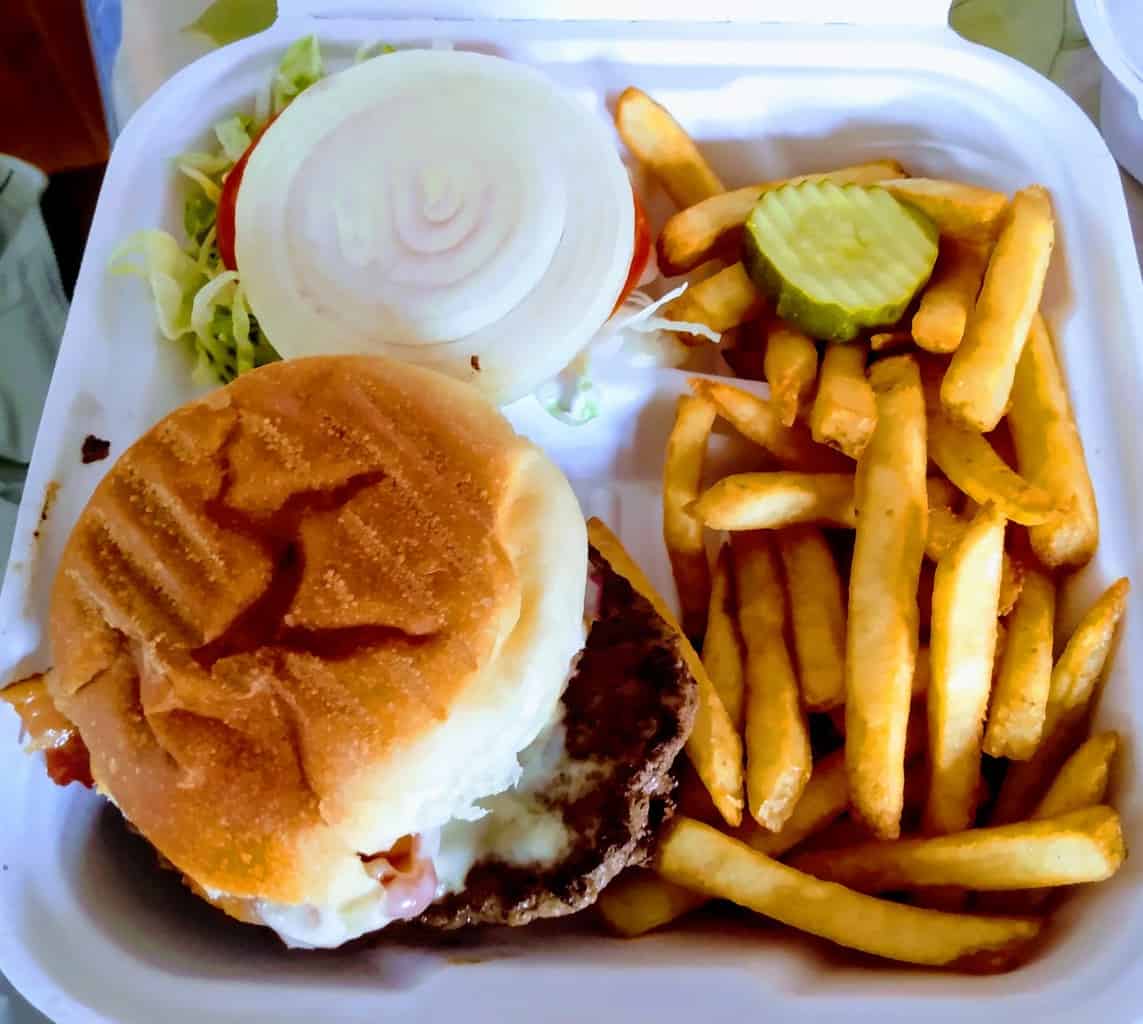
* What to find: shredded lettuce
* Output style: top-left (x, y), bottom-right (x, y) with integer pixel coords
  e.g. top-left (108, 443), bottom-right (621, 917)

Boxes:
top-left (355, 41), bottom-right (397, 64)
top-left (113, 37), bottom-right (327, 384)
top-left (271, 35), bottom-right (323, 114)
top-left (534, 282), bottom-right (719, 425)
top-left (111, 231), bottom-right (208, 341)
top-left (214, 114), bottom-right (253, 162)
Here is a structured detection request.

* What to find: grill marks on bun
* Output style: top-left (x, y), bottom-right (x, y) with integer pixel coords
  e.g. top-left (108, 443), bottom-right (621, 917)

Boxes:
top-left (46, 356), bottom-right (583, 909)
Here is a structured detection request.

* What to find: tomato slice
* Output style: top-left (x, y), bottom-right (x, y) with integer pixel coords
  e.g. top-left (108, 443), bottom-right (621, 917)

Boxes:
top-left (611, 191), bottom-right (652, 316)
top-left (216, 117), bottom-right (276, 272)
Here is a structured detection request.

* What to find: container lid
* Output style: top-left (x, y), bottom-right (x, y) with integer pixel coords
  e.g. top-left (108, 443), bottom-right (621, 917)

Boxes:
top-left (1078, 0), bottom-right (1143, 110)
top-left (276, 0), bottom-right (952, 27)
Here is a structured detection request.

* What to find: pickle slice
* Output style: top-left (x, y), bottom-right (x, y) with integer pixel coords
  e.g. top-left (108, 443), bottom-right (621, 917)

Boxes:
top-left (743, 181), bottom-right (938, 342)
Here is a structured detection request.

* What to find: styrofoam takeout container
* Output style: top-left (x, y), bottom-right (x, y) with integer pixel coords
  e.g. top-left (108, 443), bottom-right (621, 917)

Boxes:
top-left (1078, 0), bottom-right (1143, 185)
top-left (3, 3), bottom-right (1143, 1021)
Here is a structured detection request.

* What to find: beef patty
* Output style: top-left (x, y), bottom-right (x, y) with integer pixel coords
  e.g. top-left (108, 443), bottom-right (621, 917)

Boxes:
top-left (417, 543), bottom-right (698, 929)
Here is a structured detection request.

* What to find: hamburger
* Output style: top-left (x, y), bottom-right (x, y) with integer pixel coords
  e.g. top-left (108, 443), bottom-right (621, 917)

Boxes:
top-left (3, 355), bottom-right (696, 947)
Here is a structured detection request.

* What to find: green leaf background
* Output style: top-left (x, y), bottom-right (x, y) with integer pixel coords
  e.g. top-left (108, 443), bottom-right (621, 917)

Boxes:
top-left (951, 0), bottom-right (1088, 79)
top-left (186, 0), bottom-right (277, 46)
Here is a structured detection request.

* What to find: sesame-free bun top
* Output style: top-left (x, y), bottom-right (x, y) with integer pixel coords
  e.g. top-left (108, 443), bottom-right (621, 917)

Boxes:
top-left (48, 355), bottom-right (587, 910)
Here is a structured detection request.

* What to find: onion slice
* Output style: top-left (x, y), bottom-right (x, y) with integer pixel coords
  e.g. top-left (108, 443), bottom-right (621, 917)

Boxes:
top-left (236, 49), bottom-right (634, 404)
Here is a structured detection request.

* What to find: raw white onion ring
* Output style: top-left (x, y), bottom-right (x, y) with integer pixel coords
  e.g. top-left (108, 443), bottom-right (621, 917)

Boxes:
top-left (236, 49), bottom-right (634, 403)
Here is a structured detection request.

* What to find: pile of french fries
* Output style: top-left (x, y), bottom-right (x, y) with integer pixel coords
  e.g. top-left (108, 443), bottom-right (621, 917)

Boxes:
top-left (596, 87), bottom-right (1130, 973)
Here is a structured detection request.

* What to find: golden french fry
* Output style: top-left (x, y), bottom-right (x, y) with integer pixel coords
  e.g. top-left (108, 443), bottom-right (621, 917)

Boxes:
top-left (663, 395), bottom-right (717, 640)
top-left (983, 568), bottom-right (1056, 760)
top-left (982, 730), bottom-right (1121, 917)
top-left (869, 330), bottom-right (913, 352)
top-left (777, 526), bottom-right (846, 711)
top-left (991, 578), bottom-right (1130, 824)
top-left (702, 545), bottom-right (746, 730)
top-left (613, 86), bottom-right (724, 208)
top-left (665, 262), bottom-right (765, 335)
top-left (997, 554), bottom-right (1026, 618)
top-left (692, 473), bottom-right (856, 531)
top-left (940, 186), bottom-right (1055, 432)
top-left (657, 817), bottom-right (1041, 972)
top-left (927, 475), bottom-right (962, 513)
top-left (924, 497), bottom-right (1024, 618)
top-left (745, 748), bottom-right (848, 855)
top-left (790, 806), bottom-right (1124, 892)
top-left (924, 503), bottom-right (1006, 835)
top-left (846, 356), bottom-right (928, 840)
top-left (810, 343), bottom-right (878, 459)
top-left (599, 750), bottom-right (851, 937)
top-left (764, 319), bottom-right (818, 427)
top-left (1032, 731), bottom-right (1118, 820)
top-left (927, 400), bottom-right (1056, 525)
top-left (691, 378), bottom-right (851, 472)
top-left (596, 870), bottom-right (706, 937)
top-left (878, 179), bottom-right (1008, 241)
top-left (657, 160), bottom-right (907, 276)
top-left (733, 531), bottom-right (811, 831)
top-left (1008, 312), bottom-right (1100, 569)
top-left (912, 240), bottom-right (989, 353)
top-left (587, 518), bottom-right (744, 826)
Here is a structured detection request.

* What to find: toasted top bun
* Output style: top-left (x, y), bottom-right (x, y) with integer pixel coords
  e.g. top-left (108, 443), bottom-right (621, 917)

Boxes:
top-left (48, 355), bottom-right (587, 910)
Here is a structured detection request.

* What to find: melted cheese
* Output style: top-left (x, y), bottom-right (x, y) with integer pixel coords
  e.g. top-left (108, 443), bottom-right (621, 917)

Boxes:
top-left (233, 711), bottom-right (603, 947)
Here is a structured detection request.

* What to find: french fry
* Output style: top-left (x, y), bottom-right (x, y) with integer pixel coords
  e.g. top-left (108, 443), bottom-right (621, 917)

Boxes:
top-left (665, 262), bottom-right (765, 335)
top-left (982, 731), bottom-right (1121, 917)
top-left (692, 473), bottom-right (856, 531)
top-left (613, 87), bottom-right (724, 208)
top-left (746, 748), bottom-right (848, 855)
top-left (924, 497), bottom-right (1024, 618)
top-left (983, 568), bottom-right (1056, 760)
top-left (734, 531), bottom-right (812, 831)
top-left (991, 578), bottom-right (1130, 824)
top-left (691, 378), bottom-right (851, 472)
top-left (869, 330), bottom-right (913, 352)
top-left (596, 870), bottom-right (707, 937)
top-left (927, 475), bottom-right (962, 514)
top-left (777, 526), bottom-right (846, 711)
top-left (663, 395), bottom-right (717, 640)
top-left (587, 518), bottom-right (744, 826)
top-left (657, 817), bottom-right (1041, 972)
top-left (810, 342), bottom-right (878, 459)
top-left (657, 160), bottom-right (907, 276)
top-left (924, 503), bottom-right (1006, 835)
top-left (790, 806), bottom-right (1124, 892)
top-left (912, 240), bottom-right (989, 354)
top-left (599, 751), bottom-right (851, 937)
top-left (927, 400), bottom-right (1057, 525)
top-left (764, 319), bottom-right (818, 426)
top-left (940, 186), bottom-right (1055, 432)
top-left (878, 179), bottom-right (1008, 241)
top-left (1008, 312), bottom-right (1100, 569)
top-left (1032, 731), bottom-right (1119, 820)
top-left (702, 546), bottom-right (746, 729)
top-left (846, 356), bottom-right (927, 839)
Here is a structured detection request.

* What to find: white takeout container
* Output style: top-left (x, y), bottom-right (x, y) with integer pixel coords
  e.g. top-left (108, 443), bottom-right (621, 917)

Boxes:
top-left (1078, 0), bottom-right (1143, 185)
top-left (3, 4), bottom-right (1143, 1022)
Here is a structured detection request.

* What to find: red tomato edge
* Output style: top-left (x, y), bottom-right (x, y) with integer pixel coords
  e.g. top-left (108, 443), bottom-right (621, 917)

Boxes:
top-left (611, 191), bottom-right (652, 316)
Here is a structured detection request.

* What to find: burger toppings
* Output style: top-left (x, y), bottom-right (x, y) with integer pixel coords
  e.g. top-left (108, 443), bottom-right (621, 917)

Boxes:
top-left (1, 676), bottom-right (93, 789)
